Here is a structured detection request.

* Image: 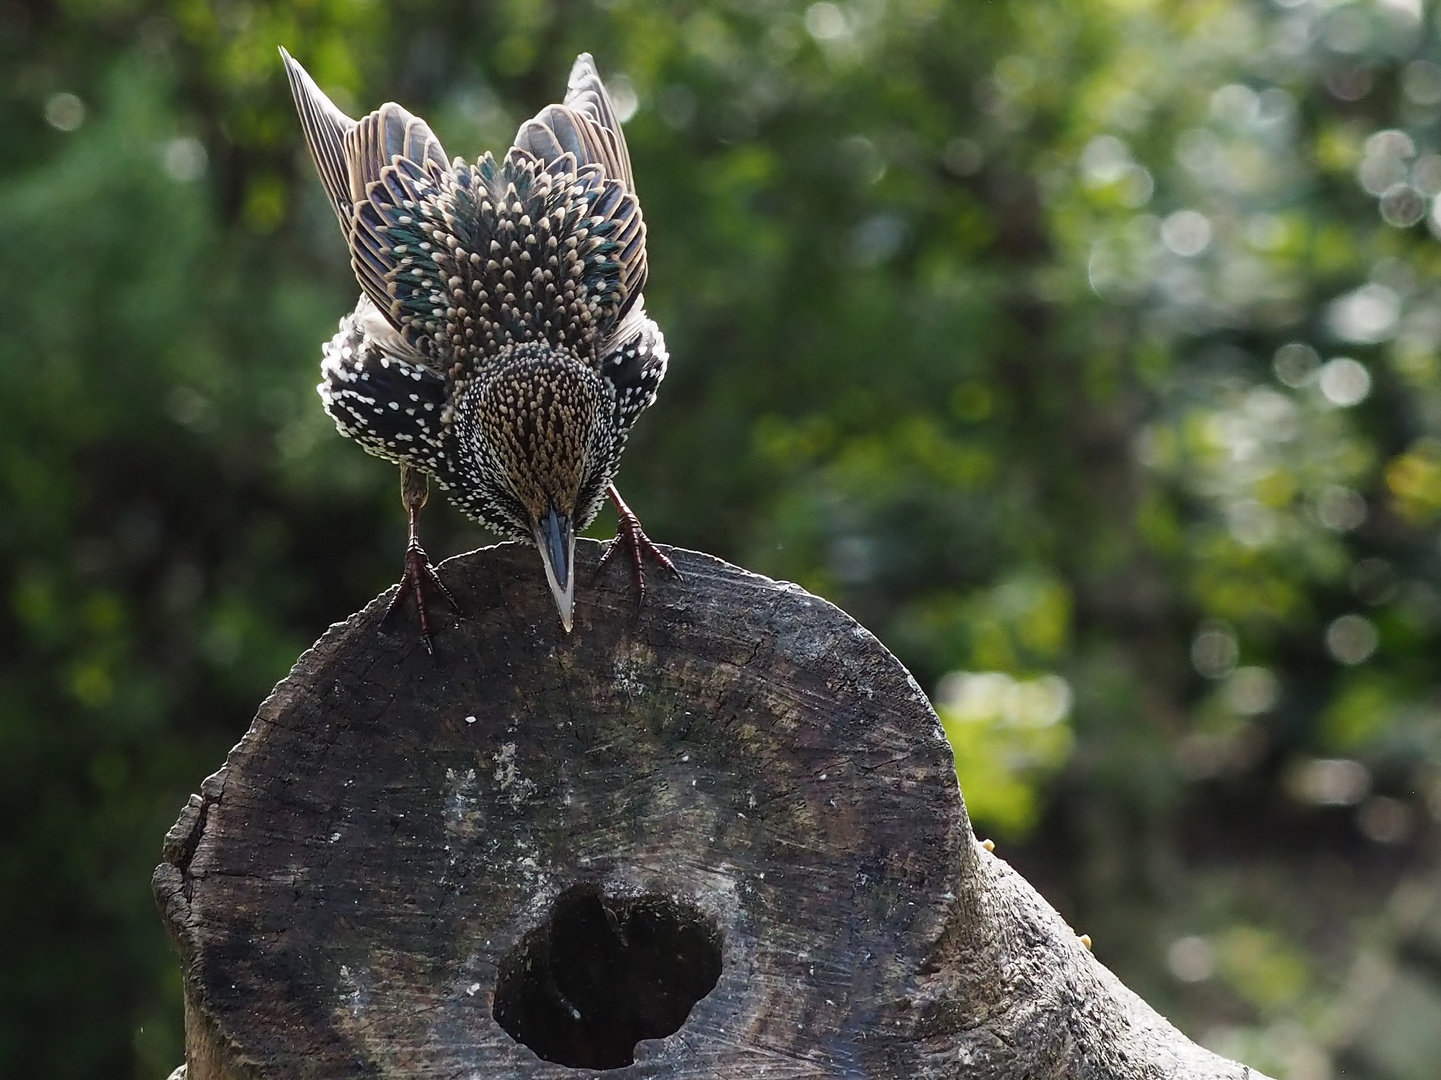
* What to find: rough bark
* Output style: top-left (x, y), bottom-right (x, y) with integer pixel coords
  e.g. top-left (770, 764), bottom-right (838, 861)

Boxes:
top-left (155, 540), bottom-right (1270, 1079)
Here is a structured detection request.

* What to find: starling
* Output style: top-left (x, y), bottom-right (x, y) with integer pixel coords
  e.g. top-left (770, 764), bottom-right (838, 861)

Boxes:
top-left (281, 49), bottom-right (677, 648)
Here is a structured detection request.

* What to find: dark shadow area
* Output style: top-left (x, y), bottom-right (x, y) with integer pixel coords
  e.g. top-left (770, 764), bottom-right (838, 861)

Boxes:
top-left (493, 884), bottom-right (723, 1069)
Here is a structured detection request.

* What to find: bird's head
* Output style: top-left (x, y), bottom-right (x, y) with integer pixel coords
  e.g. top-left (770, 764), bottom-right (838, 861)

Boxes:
top-left (466, 343), bottom-right (610, 632)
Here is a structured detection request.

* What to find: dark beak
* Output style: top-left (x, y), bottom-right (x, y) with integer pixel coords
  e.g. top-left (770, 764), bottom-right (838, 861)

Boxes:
top-left (532, 505), bottom-right (575, 632)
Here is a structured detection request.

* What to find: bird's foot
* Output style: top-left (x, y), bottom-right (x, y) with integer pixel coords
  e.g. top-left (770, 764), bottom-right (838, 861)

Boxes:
top-left (383, 539), bottom-right (461, 654)
top-left (595, 505), bottom-right (681, 608)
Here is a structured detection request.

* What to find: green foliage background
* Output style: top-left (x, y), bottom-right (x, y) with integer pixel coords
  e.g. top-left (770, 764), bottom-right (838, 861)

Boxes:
top-left (5, 0), bottom-right (1441, 1075)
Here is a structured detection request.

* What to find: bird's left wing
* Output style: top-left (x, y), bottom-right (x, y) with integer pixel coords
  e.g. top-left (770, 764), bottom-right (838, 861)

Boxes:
top-left (512, 54), bottom-right (667, 427)
top-left (509, 55), bottom-right (648, 350)
top-left (514, 53), bottom-right (634, 194)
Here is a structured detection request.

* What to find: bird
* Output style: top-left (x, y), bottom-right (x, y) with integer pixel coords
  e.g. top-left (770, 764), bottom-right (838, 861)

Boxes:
top-left (280, 48), bottom-right (677, 649)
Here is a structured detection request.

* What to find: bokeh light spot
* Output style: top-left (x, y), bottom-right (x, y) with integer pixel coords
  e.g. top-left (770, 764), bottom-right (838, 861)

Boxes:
top-left (1325, 614), bottom-right (1379, 664)
top-left (44, 92), bottom-right (85, 131)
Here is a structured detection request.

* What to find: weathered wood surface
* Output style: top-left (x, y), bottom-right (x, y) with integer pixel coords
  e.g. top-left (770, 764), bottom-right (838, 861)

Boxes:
top-left (155, 540), bottom-right (1270, 1079)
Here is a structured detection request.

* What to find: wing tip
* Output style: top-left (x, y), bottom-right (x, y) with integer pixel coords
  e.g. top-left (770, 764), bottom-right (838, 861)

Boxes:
top-left (278, 45), bottom-right (309, 98)
top-left (568, 53), bottom-right (605, 99)
top-left (570, 52), bottom-right (598, 80)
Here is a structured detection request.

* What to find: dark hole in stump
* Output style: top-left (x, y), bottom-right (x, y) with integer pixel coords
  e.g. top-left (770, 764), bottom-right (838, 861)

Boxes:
top-left (493, 884), bottom-right (724, 1070)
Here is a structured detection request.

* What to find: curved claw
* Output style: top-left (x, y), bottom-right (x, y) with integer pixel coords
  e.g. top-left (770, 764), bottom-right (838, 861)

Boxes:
top-left (384, 538), bottom-right (462, 654)
top-left (386, 466), bottom-right (461, 653)
top-left (593, 484), bottom-right (681, 609)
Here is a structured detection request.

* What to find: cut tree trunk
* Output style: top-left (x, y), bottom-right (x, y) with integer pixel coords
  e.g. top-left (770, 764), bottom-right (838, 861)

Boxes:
top-left (154, 540), bottom-right (1270, 1079)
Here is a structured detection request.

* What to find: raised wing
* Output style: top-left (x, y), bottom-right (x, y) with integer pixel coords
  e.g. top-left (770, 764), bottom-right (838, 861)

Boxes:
top-left (281, 48), bottom-right (449, 235)
top-left (513, 53), bottom-right (634, 193)
top-left (282, 50), bottom-right (455, 347)
top-left (280, 47), bottom-right (357, 230)
top-left (510, 54), bottom-right (647, 353)
top-left (345, 101), bottom-right (450, 206)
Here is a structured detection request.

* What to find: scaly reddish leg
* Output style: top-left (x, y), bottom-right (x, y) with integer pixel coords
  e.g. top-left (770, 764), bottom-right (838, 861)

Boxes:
top-left (595, 483), bottom-right (681, 607)
top-left (384, 464), bottom-right (460, 653)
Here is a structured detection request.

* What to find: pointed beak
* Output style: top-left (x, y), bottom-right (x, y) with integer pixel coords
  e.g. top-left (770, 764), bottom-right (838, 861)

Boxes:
top-left (532, 505), bottom-right (576, 632)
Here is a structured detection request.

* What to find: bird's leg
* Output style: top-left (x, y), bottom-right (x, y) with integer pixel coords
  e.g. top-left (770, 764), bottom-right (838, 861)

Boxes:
top-left (594, 483), bottom-right (680, 606)
top-left (384, 464), bottom-right (461, 653)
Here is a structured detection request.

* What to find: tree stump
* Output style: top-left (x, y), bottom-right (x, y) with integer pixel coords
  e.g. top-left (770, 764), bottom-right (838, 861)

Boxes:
top-left (155, 541), bottom-right (1270, 1079)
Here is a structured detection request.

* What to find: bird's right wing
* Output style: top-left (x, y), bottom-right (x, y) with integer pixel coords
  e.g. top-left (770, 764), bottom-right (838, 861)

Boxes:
top-left (281, 48), bottom-right (449, 230)
top-left (281, 49), bottom-right (457, 349)
top-left (280, 48), bottom-right (357, 230)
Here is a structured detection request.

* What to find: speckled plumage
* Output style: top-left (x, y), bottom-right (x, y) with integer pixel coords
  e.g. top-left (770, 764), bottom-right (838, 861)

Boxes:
top-left (282, 49), bottom-right (673, 639)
